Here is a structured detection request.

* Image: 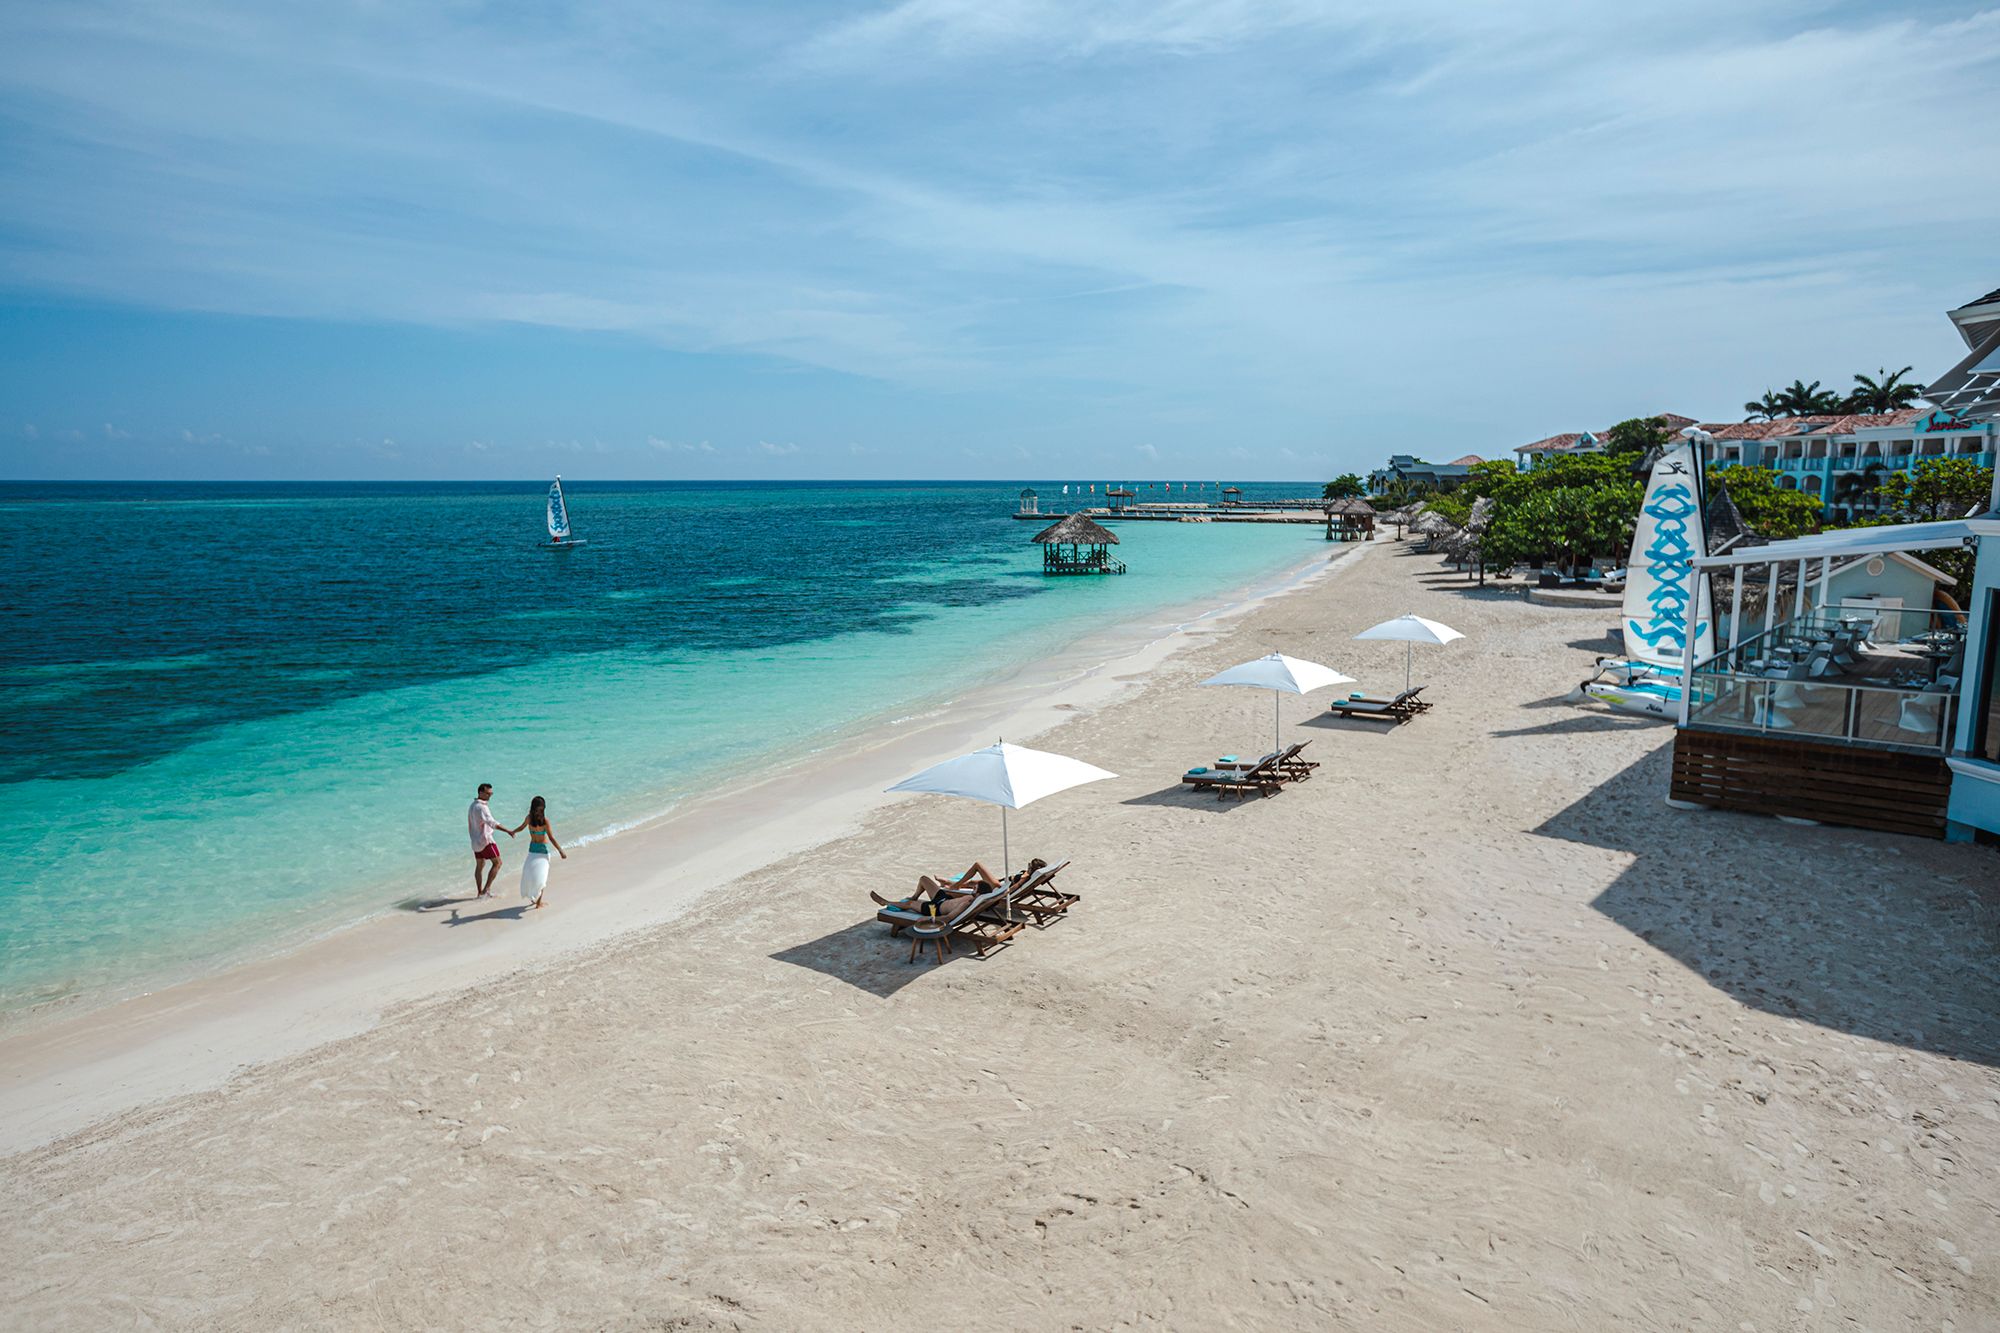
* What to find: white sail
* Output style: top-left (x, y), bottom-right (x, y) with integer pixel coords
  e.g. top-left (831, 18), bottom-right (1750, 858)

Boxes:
top-left (547, 477), bottom-right (571, 540)
top-left (1621, 443), bottom-right (1713, 670)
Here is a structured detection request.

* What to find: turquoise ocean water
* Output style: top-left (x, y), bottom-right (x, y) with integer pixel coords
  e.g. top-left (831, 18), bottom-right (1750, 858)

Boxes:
top-left (1, 480), bottom-right (1323, 1018)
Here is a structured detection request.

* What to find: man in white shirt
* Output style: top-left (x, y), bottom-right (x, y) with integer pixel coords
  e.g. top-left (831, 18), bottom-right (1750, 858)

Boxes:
top-left (467, 782), bottom-right (509, 897)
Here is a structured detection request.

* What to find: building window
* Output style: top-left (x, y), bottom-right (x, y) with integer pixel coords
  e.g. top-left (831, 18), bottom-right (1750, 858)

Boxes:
top-left (1978, 590), bottom-right (2000, 764)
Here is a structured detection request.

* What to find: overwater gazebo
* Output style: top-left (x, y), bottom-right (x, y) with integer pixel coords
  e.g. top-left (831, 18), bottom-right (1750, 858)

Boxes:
top-left (1105, 487), bottom-right (1137, 513)
top-left (1032, 513), bottom-right (1126, 576)
top-left (1323, 497), bottom-right (1377, 542)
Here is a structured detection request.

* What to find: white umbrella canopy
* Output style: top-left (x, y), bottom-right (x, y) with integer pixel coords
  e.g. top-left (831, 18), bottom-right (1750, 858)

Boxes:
top-left (1200, 652), bottom-right (1355, 752)
top-left (1352, 614), bottom-right (1465, 690)
top-left (886, 741), bottom-right (1115, 884)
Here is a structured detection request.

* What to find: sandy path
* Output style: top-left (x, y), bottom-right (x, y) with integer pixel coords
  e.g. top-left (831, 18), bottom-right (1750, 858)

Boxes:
top-left (6, 542), bottom-right (1998, 1330)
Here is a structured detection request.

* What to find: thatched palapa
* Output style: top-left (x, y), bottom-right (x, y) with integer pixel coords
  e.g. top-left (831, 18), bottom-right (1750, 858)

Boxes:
top-left (1032, 512), bottom-right (1126, 576)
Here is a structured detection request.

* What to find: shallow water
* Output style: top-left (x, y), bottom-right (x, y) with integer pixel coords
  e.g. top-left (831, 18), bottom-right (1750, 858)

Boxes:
top-left (0, 480), bottom-right (1324, 1014)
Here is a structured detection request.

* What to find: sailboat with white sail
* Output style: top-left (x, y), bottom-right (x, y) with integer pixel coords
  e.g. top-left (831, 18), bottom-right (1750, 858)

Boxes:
top-left (545, 475), bottom-right (584, 548)
top-left (1581, 440), bottom-right (1714, 717)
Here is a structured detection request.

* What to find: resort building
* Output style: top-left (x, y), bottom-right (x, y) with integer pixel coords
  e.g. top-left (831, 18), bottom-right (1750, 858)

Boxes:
top-left (1667, 286), bottom-right (2000, 844)
top-left (1367, 454), bottom-right (1484, 494)
top-left (1734, 410), bottom-right (1998, 525)
top-left (1513, 414), bottom-right (1698, 470)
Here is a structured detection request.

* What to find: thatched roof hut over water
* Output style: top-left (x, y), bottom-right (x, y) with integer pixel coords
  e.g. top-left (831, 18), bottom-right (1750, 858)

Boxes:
top-left (1032, 513), bottom-right (1125, 576)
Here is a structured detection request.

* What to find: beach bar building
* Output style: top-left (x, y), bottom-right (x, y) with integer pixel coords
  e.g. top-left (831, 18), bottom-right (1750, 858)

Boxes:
top-left (1673, 517), bottom-right (1998, 839)
top-left (1032, 512), bottom-right (1126, 576)
top-left (1666, 288), bottom-right (2000, 840)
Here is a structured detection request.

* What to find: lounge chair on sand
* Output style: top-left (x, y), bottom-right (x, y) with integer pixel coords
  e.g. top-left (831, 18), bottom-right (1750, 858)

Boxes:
top-left (1182, 753), bottom-right (1286, 800)
top-left (1218, 741), bottom-right (1316, 782)
top-left (878, 884), bottom-right (1020, 964)
top-left (978, 859), bottom-right (1076, 924)
top-left (1325, 686), bottom-right (1429, 723)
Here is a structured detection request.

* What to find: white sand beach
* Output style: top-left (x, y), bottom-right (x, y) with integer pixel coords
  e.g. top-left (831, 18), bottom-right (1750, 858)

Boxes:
top-left (5, 540), bottom-right (1998, 1330)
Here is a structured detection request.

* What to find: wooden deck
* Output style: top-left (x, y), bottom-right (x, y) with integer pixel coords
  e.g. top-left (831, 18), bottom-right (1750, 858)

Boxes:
top-left (1669, 728), bottom-right (1952, 839)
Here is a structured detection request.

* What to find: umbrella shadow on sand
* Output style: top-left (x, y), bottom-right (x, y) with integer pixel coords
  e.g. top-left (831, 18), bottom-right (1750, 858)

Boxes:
top-left (771, 921), bottom-right (966, 998)
top-left (1119, 784), bottom-right (1269, 808)
top-left (1543, 747), bottom-right (2000, 1067)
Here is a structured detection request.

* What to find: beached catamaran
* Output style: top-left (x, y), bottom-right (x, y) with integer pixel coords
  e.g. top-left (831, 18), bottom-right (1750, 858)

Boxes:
top-left (546, 475), bottom-right (584, 548)
top-left (1583, 440), bottom-right (1714, 717)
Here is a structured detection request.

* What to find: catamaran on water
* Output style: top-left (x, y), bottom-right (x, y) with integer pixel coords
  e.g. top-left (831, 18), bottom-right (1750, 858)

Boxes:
top-left (1582, 439), bottom-right (1715, 718)
top-left (545, 475), bottom-right (584, 548)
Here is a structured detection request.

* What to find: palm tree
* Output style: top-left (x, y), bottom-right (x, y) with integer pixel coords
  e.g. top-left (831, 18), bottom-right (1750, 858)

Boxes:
top-left (1743, 390), bottom-right (1785, 421)
top-left (1844, 366), bottom-right (1923, 415)
top-left (1775, 379), bottom-right (1842, 418)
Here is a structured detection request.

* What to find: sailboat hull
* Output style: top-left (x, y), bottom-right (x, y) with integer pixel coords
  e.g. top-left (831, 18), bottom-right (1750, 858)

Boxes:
top-left (1582, 678), bottom-right (1677, 718)
top-left (1582, 658), bottom-right (1679, 718)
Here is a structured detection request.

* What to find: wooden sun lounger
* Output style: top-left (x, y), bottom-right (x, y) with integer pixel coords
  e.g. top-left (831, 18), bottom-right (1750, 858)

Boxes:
top-left (1325, 686), bottom-right (1429, 723)
top-left (887, 883), bottom-right (1016, 964)
top-left (976, 859), bottom-right (1076, 924)
top-left (1182, 754), bottom-right (1286, 800)
top-left (1217, 741), bottom-right (1316, 782)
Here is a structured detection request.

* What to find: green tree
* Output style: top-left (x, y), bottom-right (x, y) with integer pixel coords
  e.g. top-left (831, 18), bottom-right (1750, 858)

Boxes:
top-left (1463, 459), bottom-right (1519, 491)
top-left (1873, 457), bottom-right (1996, 522)
top-left (1479, 454), bottom-right (1643, 570)
top-left (1843, 366), bottom-right (1923, 415)
top-left (1743, 390), bottom-right (1785, 422)
top-left (1322, 473), bottom-right (1366, 500)
top-left (1426, 491), bottom-right (1473, 526)
top-left (1707, 465), bottom-right (1824, 540)
top-left (1604, 416), bottom-right (1675, 456)
top-left (1775, 379), bottom-right (1842, 417)
top-left (1864, 458), bottom-right (1994, 587)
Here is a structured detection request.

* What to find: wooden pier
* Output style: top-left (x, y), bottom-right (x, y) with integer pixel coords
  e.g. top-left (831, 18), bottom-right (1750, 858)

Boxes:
top-left (1011, 501), bottom-right (1329, 525)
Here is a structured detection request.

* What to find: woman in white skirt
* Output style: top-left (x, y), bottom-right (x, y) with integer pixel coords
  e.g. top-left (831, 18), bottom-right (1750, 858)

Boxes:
top-left (507, 796), bottom-right (566, 909)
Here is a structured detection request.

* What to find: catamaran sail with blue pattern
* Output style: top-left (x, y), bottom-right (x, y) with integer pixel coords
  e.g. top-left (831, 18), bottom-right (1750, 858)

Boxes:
top-left (547, 477), bottom-right (571, 541)
top-left (1582, 441), bottom-right (1714, 717)
top-left (1622, 442), bottom-right (1713, 670)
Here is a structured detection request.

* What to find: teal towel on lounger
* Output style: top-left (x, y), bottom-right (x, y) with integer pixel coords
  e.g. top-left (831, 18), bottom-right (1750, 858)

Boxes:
top-left (1186, 766), bottom-right (1209, 775)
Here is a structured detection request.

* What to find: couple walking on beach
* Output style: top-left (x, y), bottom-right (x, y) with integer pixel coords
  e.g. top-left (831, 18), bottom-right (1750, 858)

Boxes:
top-left (467, 782), bottom-right (567, 910)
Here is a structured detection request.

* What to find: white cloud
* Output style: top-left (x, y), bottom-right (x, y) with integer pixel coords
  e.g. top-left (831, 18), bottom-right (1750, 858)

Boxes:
top-left (0, 2), bottom-right (1992, 467)
top-left (758, 440), bottom-right (802, 456)
top-left (648, 435), bottom-right (716, 453)
top-left (801, 0), bottom-right (1379, 65)
top-left (1134, 442), bottom-right (1159, 461)
top-left (102, 422), bottom-right (130, 439)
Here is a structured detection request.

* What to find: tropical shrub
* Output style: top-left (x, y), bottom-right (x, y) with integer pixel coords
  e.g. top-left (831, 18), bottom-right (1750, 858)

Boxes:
top-left (1707, 465), bottom-right (1823, 540)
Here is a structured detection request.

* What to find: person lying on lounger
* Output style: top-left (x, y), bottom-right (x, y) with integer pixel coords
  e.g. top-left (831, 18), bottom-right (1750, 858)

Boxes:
top-left (872, 858), bottom-right (1046, 913)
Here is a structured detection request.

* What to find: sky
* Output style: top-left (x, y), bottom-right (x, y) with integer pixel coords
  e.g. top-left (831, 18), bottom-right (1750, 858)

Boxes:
top-left (2, 1), bottom-right (1998, 481)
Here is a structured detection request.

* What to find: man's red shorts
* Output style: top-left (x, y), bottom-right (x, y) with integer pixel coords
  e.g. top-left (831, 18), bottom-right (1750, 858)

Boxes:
top-left (474, 842), bottom-right (500, 861)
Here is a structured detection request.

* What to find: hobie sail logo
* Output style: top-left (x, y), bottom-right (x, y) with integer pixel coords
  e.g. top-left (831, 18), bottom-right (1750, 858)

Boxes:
top-left (1626, 470), bottom-right (1707, 658)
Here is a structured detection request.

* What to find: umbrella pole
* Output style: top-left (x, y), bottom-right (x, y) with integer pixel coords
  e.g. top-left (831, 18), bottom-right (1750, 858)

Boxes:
top-left (1405, 641), bottom-right (1413, 692)
top-left (1001, 806), bottom-right (1012, 923)
top-left (1273, 689), bottom-right (1281, 753)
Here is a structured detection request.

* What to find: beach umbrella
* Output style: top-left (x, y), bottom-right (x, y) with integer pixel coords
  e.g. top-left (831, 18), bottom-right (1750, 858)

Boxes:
top-left (1353, 614), bottom-right (1465, 691)
top-left (1200, 653), bottom-right (1355, 752)
top-left (887, 742), bottom-right (1115, 914)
